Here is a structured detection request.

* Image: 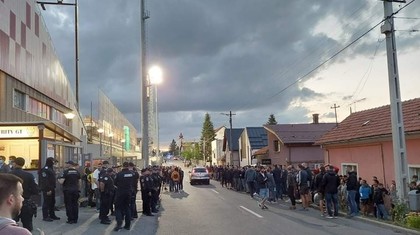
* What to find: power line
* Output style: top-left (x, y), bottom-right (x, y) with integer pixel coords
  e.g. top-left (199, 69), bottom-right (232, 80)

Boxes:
top-left (265, 0), bottom-right (415, 102)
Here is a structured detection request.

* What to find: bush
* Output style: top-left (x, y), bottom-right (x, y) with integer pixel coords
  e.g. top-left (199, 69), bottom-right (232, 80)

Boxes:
top-left (391, 202), bottom-right (409, 224)
top-left (406, 212), bottom-right (420, 229)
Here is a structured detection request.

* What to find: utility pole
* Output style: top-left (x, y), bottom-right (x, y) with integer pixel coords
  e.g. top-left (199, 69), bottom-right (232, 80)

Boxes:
top-left (141, 0), bottom-right (150, 167)
top-left (221, 111), bottom-right (236, 165)
top-left (381, 0), bottom-right (408, 202)
top-left (330, 104), bottom-right (340, 126)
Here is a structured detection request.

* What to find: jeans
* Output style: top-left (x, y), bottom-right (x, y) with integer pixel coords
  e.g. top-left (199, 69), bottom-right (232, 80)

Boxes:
top-left (347, 190), bottom-right (358, 215)
top-left (325, 193), bottom-right (339, 216)
top-left (275, 182), bottom-right (283, 199)
top-left (376, 204), bottom-right (388, 220)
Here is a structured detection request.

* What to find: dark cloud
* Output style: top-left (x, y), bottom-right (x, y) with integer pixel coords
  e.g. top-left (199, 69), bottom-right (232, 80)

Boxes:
top-left (40, 0), bottom-right (420, 148)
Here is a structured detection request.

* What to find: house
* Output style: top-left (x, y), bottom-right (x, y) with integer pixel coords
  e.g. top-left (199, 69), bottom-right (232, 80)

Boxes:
top-left (223, 128), bottom-right (243, 166)
top-left (211, 126), bottom-right (226, 165)
top-left (238, 127), bottom-right (268, 167)
top-left (264, 114), bottom-right (336, 168)
top-left (316, 98), bottom-right (420, 187)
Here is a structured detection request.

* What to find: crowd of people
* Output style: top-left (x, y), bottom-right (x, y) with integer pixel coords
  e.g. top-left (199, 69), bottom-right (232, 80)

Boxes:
top-left (205, 163), bottom-right (420, 220)
top-left (0, 155), bottom-right (185, 234)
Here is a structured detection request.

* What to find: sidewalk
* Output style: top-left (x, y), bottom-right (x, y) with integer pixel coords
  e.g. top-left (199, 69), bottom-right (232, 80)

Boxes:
top-left (28, 193), bottom-right (158, 235)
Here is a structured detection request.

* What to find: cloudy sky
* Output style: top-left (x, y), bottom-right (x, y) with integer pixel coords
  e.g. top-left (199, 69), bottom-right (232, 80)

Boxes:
top-left (40, 0), bottom-right (420, 149)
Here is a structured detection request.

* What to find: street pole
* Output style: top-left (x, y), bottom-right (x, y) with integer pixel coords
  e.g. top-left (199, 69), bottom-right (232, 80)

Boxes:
top-left (140, 0), bottom-right (150, 167)
top-left (381, 0), bottom-right (409, 201)
top-left (221, 111), bottom-right (236, 166)
top-left (330, 104), bottom-right (340, 126)
top-left (36, 0), bottom-right (79, 110)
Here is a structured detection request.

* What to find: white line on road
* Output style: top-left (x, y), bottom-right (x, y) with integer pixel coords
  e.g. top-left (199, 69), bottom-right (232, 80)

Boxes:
top-left (211, 189), bottom-right (219, 194)
top-left (239, 205), bottom-right (263, 218)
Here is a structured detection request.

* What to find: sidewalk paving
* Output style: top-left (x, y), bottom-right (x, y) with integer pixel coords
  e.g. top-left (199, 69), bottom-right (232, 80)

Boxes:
top-left (27, 194), bottom-right (158, 235)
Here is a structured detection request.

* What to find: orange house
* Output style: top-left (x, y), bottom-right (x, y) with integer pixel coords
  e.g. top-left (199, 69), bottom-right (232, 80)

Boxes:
top-left (317, 98), bottom-right (420, 187)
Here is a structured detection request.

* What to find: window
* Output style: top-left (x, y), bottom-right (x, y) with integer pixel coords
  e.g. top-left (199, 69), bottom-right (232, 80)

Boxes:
top-left (341, 163), bottom-right (358, 176)
top-left (408, 165), bottom-right (420, 181)
top-left (13, 90), bottom-right (26, 110)
top-left (273, 140), bottom-right (280, 152)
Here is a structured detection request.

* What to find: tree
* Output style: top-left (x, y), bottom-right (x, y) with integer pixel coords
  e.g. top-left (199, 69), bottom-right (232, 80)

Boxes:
top-left (169, 139), bottom-right (177, 155)
top-left (201, 113), bottom-right (216, 164)
top-left (266, 114), bottom-right (277, 125)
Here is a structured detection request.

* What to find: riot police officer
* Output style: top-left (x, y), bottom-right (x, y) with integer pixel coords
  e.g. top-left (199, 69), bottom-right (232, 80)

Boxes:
top-left (39, 157), bottom-right (60, 221)
top-left (113, 162), bottom-right (134, 231)
top-left (58, 161), bottom-right (81, 224)
top-left (128, 162), bottom-right (139, 219)
top-left (150, 166), bottom-right (162, 213)
top-left (99, 168), bottom-right (114, 224)
top-left (140, 168), bottom-right (153, 216)
top-left (11, 157), bottom-right (39, 231)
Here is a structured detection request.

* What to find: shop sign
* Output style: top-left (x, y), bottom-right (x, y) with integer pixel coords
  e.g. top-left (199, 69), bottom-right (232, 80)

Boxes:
top-left (0, 126), bottom-right (38, 138)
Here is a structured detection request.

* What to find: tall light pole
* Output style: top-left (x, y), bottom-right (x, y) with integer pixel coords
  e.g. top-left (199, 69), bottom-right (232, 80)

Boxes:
top-left (141, 0), bottom-right (150, 167)
top-left (98, 128), bottom-right (104, 158)
top-left (37, 0), bottom-right (80, 110)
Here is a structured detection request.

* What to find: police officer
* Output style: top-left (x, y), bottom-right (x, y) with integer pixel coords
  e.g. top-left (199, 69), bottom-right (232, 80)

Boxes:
top-left (128, 162), bottom-right (139, 219)
top-left (150, 166), bottom-right (162, 213)
top-left (58, 161), bottom-right (81, 224)
top-left (113, 162), bottom-right (134, 231)
top-left (39, 157), bottom-right (60, 221)
top-left (98, 168), bottom-right (114, 224)
top-left (10, 157), bottom-right (39, 231)
top-left (140, 168), bottom-right (153, 216)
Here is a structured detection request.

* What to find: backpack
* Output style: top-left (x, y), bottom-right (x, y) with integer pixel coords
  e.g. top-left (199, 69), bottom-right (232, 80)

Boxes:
top-left (171, 171), bottom-right (180, 182)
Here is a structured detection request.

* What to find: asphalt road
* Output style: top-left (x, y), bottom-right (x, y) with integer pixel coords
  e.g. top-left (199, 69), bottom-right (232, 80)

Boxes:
top-left (156, 163), bottom-right (418, 235)
top-left (28, 161), bottom-right (418, 235)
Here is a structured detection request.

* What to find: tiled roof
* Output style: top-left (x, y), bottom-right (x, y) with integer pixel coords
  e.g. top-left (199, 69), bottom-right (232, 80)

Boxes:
top-left (317, 98), bottom-right (420, 144)
top-left (246, 127), bottom-right (268, 149)
top-left (253, 146), bottom-right (269, 155)
top-left (264, 123), bottom-right (336, 144)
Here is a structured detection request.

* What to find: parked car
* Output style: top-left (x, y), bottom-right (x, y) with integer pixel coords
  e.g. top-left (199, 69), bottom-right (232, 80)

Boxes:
top-left (189, 167), bottom-right (210, 185)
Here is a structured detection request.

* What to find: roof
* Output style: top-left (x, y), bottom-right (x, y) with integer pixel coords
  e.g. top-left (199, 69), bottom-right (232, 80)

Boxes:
top-left (317, 98), bottom-right (420, 145)
top-left (253, 146), bottom-right (268, 156)
top-left (264, 123), bottom-right (336, 144)
top-left (224, 128), bottom-right (244, 151)
top-left (245, 127), bottom-right (268, 149)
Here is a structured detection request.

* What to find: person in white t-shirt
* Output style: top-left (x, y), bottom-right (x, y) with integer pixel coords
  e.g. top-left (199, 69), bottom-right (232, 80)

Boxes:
top-left (92, 163), bottom-right (102, 211)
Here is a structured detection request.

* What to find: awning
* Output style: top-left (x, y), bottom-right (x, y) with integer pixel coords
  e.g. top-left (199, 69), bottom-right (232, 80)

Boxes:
top-left (0, 121), bottom-right (82, 143)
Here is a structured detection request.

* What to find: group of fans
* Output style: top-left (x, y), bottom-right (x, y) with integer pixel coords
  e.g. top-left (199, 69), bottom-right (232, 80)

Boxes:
top-left (207, 163), bottom-right (417, 220)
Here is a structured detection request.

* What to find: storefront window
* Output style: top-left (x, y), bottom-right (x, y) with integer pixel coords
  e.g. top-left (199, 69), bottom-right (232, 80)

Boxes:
top-left (0, 139), bottom-right (39, 169)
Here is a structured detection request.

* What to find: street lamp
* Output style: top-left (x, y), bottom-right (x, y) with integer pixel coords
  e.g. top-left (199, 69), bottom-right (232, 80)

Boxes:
top-left (37, 0), bottom-right (80, 110)
top-left (141, 65), bottom-right (163, 167)
top-left (97, 128), bottom-right (104, 158)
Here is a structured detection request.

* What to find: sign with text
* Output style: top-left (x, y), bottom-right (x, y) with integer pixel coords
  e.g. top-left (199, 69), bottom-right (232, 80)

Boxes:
top-left (0, 126), bottom-right (38, 138)
top-left (261, 159), bottom-right (272, 165)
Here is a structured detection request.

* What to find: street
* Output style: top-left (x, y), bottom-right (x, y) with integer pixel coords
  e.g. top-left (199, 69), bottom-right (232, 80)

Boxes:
top-left (29, 163), bottom-right (418, 235)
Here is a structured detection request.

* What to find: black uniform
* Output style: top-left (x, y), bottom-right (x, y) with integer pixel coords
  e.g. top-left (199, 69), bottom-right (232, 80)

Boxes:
top-left (11, 167), bottom-right (39, 231)
top-left (60, 167), bottom-right (81, 223)
top-left (114, 168), bottom-right (134, 230)
top-left (99, 170), bottom-right (114, 223)
top-left (39, 163), bottom-right (59, 220)
top-left (150, 171), bottom-right (162, 213)
top-left (140, 171), bottom-right (153, 216)
top-left (130, 168), bottom-right (140, 219)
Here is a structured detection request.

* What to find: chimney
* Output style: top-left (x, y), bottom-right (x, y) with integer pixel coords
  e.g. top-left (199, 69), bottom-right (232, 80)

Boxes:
top-left (312, 113), bottom-right (319, 124)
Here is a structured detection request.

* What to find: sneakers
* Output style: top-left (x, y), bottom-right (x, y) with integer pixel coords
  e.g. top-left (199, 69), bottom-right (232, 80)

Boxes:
top-left (113, 227), bottom-right (122, 232)
top-left (50, 216), bottom-right (61, 220)
top-left (326, 215), bottom-right (334, 219)
top-left (289, 206), bottom-right (296, 210)
top-left (43, 218), bottom-right (53, 222)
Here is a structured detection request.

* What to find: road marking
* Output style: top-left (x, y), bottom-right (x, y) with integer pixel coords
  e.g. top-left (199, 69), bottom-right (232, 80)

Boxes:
top-left (211, 189), bottom-right (219, 194)
top-left (239, 205), bottom-right (263, 218)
